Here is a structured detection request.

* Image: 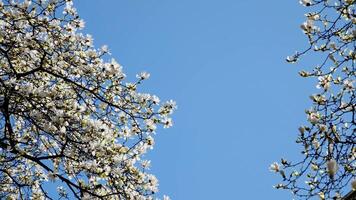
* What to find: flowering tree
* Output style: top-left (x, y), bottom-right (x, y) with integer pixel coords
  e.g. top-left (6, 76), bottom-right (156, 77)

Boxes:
top-left (271, 0), bottom-right (355, 199)
top-left (0, 0), bottom-right (175, 199)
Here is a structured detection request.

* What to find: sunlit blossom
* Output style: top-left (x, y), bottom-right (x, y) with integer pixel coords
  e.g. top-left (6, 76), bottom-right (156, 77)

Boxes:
top-left (0, 0), bottom-right (176, 199)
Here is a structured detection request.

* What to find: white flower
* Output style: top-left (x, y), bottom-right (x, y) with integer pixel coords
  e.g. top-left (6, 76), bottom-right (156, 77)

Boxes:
top-left (319, 192), bottom-right (325, 199)
top-left (308, 112), bottom-right (320, 124)
top-left (101, 45), bottom-right (109, 53)
top-left (301, 20), bottom-right (316, 33)
top-left (60, 126), bottom-right (66, 134)
top-left (167, 100), bottom-right (177, 108)
top-left (300, 0), bottom-right (312, 6)
top-left (146, 136), bottom-right (155, 146)
top-left (85, 34), bottom-right (93, 46)
top-left (316, 75), bottom-right (332, 90)
top-left (343, 79), bottom-right (354, 90)
top-left (103, 59), bottom-right (123, 76)
top-left (163, 195), bottom-right (171, 200)
top-left (136, 71), bottom-right (150, 80)
top-left (327, 159), bottom-right (338, 178)
top-left (76, 19), bottom-right (85, 29)
top-left (152, 95), bottom-right (160, 104)
top-left (162, 118), bottom-right (173, 128)
top-left (286, 55), bottom-right (298, 63)
top-left (312, 139), bottom-right (320, 149)
top-left (23, 0), bottom-right (31, 7)
top-left (269, 162), bottom-right (280, 172)
top-left (141, 160), bottom-right (151, 169)
top-left (104, 165), bottom-right (111, 175)
top-left (145, 119), bottom-right (157, 132)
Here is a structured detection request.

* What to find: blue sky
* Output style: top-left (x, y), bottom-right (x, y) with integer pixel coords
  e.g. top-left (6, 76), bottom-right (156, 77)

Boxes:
top-left (75, 1), bottom-right (319, 199)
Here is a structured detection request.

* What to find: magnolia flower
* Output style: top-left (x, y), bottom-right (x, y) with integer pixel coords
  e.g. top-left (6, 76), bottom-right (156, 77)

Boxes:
top-left (162, 118), bottom-right (173, 128)
top-left (85, 34), bottom-right (94, 46)
top-left (60, 126), bottom-right (66, 134)
top-left (141, 160), bottom-right (151, 169)
top-left (270, 162), bottom-right (280, 173)
top-left (308, 112), bottom-right (320, 124)
top-left (327, 159), bottom-right (338, 178)
top-left (136, 71), bottom-right (150, 80)
top-left (317, 75), bottom-right (332, 90)
top-left (319, 192), bottom-right (325, 199)
top-left (101, 45), bottom-right (109, 53)
top-left (301, 20), bottom-right (316, 33)
top-left (77, 19), bottom-right (85, 29)
top-left (145, 119), bottom-right (157, 132)
top-left (286, 55), bottom-right (298, 63)
top-left (300, 0), bottom-right (312, 6)
top-left (23, 0), bottom-right (31, 7)
top-left (312, 139), bottom-right (320, 149)
top-left (146, 136), bottom-right (155, 146)
top-left (104, 165), bottom-right (111, 176)
top-left (104, 59), bottom-right (122, 75)
top-left (152, 95), bottom-right (160, 104)
top-left (163, 195), bottom-right (171, 200)
top-left (343, 79), bottom-right (354, 90)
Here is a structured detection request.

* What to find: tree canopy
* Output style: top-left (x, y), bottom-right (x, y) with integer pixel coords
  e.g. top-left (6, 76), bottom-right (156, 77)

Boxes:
top-left (272, 0), bottom-right (355, 199)
top-left (0, 0), bottom-right (175, 199)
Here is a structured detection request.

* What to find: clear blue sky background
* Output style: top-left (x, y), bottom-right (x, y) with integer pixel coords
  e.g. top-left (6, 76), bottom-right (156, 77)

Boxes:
top-left (74, 1), bottom-right (320, 199)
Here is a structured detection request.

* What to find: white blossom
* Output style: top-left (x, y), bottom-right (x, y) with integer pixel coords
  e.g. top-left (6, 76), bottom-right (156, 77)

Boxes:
top-left (269, 162), bottom-right (280, 172)
top-left (141, 160), bottom-right (151, 169)
top-left (0, 1), bottom-right (175, 199)
top-left (162, 118), bottom-right (173, 128)
top-left (137, 71), bottom-right (151, 80)
top-left (300, 20), bottom-right (317, 33)
top-left (163, 195), bottom-right (171, 200)
top-left (312, 139), bottom-right (320, 149)
top-left (326, 159), bottom-right (338, 178)
top-left (300, 0), bottom-right (312, 6)
top-left (307, 112), bottom-right (320, 124)
top-left (274, 0), bottom-right (356, 198)
top-left (101, 45), bottom-right (109, 53)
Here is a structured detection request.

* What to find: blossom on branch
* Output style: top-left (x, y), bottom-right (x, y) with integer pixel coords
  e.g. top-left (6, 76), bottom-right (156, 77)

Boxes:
top-left (272, 0), bottom-right (355, 199)
top-left (0, 0), bottom-right (175, 199)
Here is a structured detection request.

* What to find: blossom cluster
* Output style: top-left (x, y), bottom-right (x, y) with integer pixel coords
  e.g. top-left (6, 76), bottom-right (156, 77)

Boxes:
top-left (273, 0), bottom-right (355, 199)
top-left (0, 0), bottom-right (175, 199)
